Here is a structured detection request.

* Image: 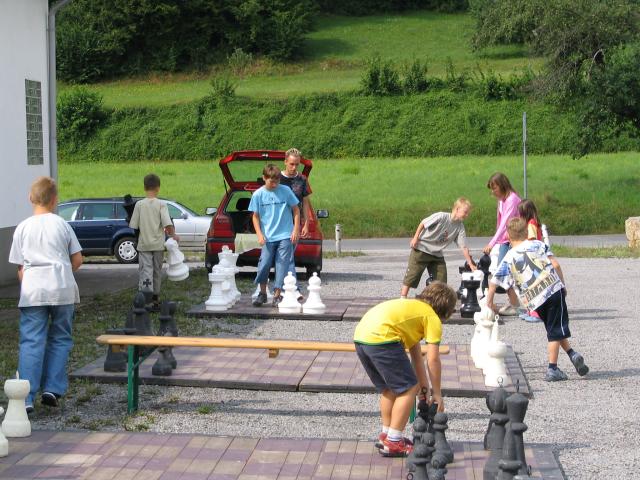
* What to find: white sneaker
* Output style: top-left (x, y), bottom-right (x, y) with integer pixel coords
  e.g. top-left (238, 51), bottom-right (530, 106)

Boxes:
top-left (498, 304), bottom-right (519, 316)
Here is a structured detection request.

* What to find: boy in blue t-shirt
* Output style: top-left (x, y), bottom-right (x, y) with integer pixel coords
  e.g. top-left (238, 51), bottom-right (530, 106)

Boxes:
top-left (250, 164), bottom-right (300, 307)
top-left (486, 217), bottom-right (589, 382)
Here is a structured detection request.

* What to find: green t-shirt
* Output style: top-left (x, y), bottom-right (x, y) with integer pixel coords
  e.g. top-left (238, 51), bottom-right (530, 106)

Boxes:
top-left (129, 197), bottom-right (172, 251)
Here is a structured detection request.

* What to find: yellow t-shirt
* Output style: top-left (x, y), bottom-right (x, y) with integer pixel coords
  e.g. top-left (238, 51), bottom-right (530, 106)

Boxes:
top-left (353, 298), bottom-right (442, 348)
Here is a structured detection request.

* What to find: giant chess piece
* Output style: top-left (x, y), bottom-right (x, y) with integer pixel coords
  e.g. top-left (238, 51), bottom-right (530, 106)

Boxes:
top-left (477, 254), bottom-right (492, 292)
top-left (278, 272), bottom-right (302, 313)
top-left (303, 272), bottom-right (326, 314)
top-left (164, 237), bottom-right (189, 281)
top-left (471, 308), bottom-right (491, 367)
top-left (460, 272), bottom-right (481, 318)
top-left (407, 416), bottom-right (428, 472)
top-left (472, 269), bottom-right (485, 300)
top-left (218, 246), bottom-right (241, 302)
top-left (0, 407), bottom-right (8, 457)
top-left (2, 373), bottom-right (31, 438)
top-left (157, 301), bottom-right (178, 369)
top-left (432, 412), bottom-right (454, 464)
top-left (472, 310), bottom-right (496, 370)
top-left (103, 328), bottom-right (130, 372)
top-left (485, 319), bottom-right (509, 387)
top-left (409, 429), bottom-right (436, 480)
top-left (483, 385), bottom-right (510, 480)
top-left (205, 267), bottom-right (231, 311)
top-left (506, 388), bottom-right (530, 477)
top-left (152, 340), bottom-right (174, 376)
top-left (416, 397), bottom-right (438, 432)
top-left (457, 261), bottom-right (473, 300)
top-left (131, 292), bottom-right (154, 336)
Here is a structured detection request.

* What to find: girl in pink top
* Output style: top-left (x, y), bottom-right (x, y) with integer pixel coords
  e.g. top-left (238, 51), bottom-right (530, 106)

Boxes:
top-left (483, 172), bottom-right (522, 316)
top-left (482, 172), bottom-right (522, 262)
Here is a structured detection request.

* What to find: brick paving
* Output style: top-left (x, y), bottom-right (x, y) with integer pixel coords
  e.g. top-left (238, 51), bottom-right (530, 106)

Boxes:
top-left (0, 431), bottom-right (563, 479)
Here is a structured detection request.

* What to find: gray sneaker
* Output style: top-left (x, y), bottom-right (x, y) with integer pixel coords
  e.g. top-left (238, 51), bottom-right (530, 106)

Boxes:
top-left (569, 352), bottom-right (589, 376)
top-left (544, 367), bottom-right (568, 382)
top-left (252, 292), bottom-right (267, 307)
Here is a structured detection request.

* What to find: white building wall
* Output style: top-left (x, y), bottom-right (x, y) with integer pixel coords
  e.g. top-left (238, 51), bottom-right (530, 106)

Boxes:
top-left (0, 0), bottom-right (50, 283)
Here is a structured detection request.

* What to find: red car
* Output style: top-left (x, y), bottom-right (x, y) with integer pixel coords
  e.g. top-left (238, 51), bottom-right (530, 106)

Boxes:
top-left (205, 150), bottom-right (328, 275)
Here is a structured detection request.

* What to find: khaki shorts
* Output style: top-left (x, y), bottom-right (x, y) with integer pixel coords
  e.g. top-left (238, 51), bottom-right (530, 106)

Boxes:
top-left (403, 248), bottom-right (447, 288)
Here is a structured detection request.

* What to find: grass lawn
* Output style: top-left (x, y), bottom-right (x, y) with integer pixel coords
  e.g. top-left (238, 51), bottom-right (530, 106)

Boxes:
top-left (60, 11), bottom-right (542, 108)
top-left (59, 152), bottom-right (640, 237)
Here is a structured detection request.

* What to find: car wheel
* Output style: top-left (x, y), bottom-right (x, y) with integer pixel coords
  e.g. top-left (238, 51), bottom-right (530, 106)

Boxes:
top-left (114, 237), bottom-right (138, 264)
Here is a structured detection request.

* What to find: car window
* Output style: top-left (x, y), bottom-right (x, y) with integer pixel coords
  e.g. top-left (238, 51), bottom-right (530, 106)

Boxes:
top-left (114, 204), bottom-right (128, 220)
top-left (226, 192), bottom-right (253, 213)
top-left (79, 203), bottom-right (114, 220)
top-left (167, 203), bottom-right (183, 219)
top-left (58, 203), bottom-right (79, 221)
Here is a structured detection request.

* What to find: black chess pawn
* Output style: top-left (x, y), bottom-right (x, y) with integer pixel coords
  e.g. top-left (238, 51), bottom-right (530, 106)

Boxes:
top-left (483, 386), bottom-right (510, 480)
top-left (152, 344), bottom-right (174, 376)
top-left (410, 432), bottom-right (436, 480)
top-left (506, 391), bottom-right (530, 477)
top-left (407, 416), bottom-right (428, 472)
top-left (132, 292), bottom-right (153, 336)
top-left (157, 301), bottom-right (178, 369)
top-left (432, 412), bottom-right (454, 464)
top-left (103, 328), bottom-right (129, 372)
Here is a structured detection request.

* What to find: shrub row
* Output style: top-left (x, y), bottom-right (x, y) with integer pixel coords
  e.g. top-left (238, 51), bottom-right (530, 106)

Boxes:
top-left (317, 0), bottom-right (467, 15)
top-left (58, 89), bottom-right (640, 162)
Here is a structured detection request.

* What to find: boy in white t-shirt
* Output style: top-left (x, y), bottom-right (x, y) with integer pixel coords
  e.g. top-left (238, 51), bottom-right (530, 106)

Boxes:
top-left (8, 177), bottom-right (83, 413)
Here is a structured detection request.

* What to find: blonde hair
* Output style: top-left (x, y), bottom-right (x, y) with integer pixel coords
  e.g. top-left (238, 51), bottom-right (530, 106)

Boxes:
top-left (507, 217), bottom-right (527, 241)
top-left (285, 148), bottom-right (301, 160)
top-left (30, 176), bottom-right (57, 206)
top-left (453, 197), bottom-right (472, 211)
top-left (262, 163), bottom-right (281, 179)
top-left (416, 281), bottom-right (457, 320)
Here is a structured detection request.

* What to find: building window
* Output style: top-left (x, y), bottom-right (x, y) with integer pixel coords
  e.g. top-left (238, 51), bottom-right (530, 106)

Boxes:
top-left (25, 79), bottom-right (43, 165)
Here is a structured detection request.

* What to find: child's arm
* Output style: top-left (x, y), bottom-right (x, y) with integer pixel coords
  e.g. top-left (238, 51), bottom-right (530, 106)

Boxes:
top-left (71, 252), bottom-right (83, 272)
top-left (16, 265), bottom-right (23, 282)
top-left (301, 196), bottom-right (311, 237)
top-left (410, 223), bottom-right (425, 249)
top-left (252, 212), bottom-right (265, 245)
top-left (461, 246), bottom-right (476, 270)
top-left (486, 282), bottom-right (498, 313)
top-left (548, 255), bottom-right (567, 293)
top-left (291, 205), bottom-right (300, 244)
top-left (164, 224), bottom-right (179, 242)
top-left (409, 342), bottom-right (430, 393)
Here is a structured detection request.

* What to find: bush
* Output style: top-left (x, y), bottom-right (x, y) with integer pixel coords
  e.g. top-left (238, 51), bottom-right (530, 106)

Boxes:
top-left (209, 75), bottom-right (237, 98)
top-left (316, 0), bottom-right (467, 15)
top-left (361, 56), bottom-right (402, 95)
top-left (228, 48), bottom-right (254, 77)
top-left (402, 59), bottom-right (429, 94)
top-left (57, 87), bottom-right (108, 146)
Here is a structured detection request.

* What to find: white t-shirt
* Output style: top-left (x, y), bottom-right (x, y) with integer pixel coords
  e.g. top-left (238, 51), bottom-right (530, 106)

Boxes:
top-left (9, 213), bottom-right (82, 307)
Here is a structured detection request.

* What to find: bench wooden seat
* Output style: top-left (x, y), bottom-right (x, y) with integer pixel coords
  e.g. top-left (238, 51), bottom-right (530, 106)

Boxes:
top-left (96, 334), bottom-right (449, 413)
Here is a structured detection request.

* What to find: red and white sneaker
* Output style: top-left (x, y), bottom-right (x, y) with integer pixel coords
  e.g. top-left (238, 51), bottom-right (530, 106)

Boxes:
top-left (374, 432), bottom-right (387, 449)
top-left (379, 437), bottom-right (413, 457)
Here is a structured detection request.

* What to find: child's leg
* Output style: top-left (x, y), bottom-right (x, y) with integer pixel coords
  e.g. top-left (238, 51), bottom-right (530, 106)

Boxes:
top-left (273, 239), bottom-right (293, 291)
top-left (426, 256), bottom-right (447, 283)
top-left (547, 340), bottom-right (561, 364)
top-left (18, 306), bottom-right (50, 406)
top-left (255, 242), bottom-right (277, 288)
top-left (388, 385), bottom-right (419, 431)
top-left (138, 251), bottom-right (153, 296)
top-left (41, 304), bottom-right (74, 398)
top-left (152, 251), bottom-right (163, 296)
top-left (401, 249), bottom-right (428, 297)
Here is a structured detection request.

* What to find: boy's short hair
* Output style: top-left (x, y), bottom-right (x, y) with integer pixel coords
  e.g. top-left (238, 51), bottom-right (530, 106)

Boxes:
top-left (285, 148), bottom-right (301, 160)
top-left (507, 217), bottom-right (527, 241)
top-left (144, 173), bottom-right (161, 191)
top-left (263, 163), bottom-right (281, 179)
top-left (30, 176), bottom-right (57, 206)
top-left (453, 197), bottom-right (472, 210)
top-left (416, 281), bottom-right (457, 320)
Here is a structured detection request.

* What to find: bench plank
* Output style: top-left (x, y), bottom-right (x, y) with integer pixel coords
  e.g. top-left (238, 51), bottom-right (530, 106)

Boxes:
top-left (96, 335), bottom-right (449, 354)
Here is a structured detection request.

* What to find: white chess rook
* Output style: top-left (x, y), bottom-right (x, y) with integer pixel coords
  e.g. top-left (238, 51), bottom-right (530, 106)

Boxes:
top-left (2, 373), bottom-right (31, 438)
top-left (205, 268), bottom-right (230, 311)
top-left (484, 318), bottom-right (509, 387)
top-left (303, 272), bottom-right (326, 314)
top-left (0, 407), bottom-right (8, 457)
top-left (165, 238), bottom-right (189, 281)
top-left (279, 272), bottom-right (302, 314)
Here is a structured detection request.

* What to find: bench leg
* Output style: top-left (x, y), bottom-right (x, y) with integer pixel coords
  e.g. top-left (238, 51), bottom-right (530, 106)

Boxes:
top-left (127, 345), bottom-right (140, 413)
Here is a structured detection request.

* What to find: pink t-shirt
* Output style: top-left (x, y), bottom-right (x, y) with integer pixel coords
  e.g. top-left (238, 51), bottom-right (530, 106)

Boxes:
top-left (489, 191), bottom-right (521, 247)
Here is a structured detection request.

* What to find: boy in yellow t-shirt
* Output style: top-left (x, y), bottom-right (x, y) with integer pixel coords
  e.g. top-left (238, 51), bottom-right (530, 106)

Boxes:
top-left (353, 281), bottom-right (457, 458)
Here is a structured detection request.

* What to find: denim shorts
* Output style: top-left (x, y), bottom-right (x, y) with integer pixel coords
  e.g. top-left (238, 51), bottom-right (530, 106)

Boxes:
top-left (355, 342), bottom-right (417, 394)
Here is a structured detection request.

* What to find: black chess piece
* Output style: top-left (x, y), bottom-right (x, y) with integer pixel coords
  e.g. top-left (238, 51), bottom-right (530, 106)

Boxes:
top-left (152, 339), bottom-right (174, 376)
top-left (456, 261), bottom-right (473, 300)
top-left (407, 416), bottom-right (429, 472)
top-left (132, 292), bottom-right (153, 336)
top-left (483, 386), bottom-right (510, 480)
top-left (460, 276), bottom-right (481, 318)
top-left (408, 432), bottom-right (436, 480)
top-left (477, 254), bottom-right (492, 292)
top-left (158, 301), bottom-right (178, 369)
top-left (103, 327), bottom-right (136, 372)
top-left (506, 391), bottom-right (530, 477)
top-left (417, 398), bottom-right (438, 433)
top-left (432, 412), bottom-right (454, 464)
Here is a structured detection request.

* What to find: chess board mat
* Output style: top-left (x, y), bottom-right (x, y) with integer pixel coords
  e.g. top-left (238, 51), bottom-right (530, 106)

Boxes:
top-left (71, 344), bottom-right (530, 398)
top-left (0, 431), bottom-right (564, 480)
top-left (188, 297), bottom-right (477, 325)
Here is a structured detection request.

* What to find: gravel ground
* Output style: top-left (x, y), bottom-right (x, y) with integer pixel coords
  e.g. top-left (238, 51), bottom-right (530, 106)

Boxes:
top-left (30, 248), bottom-right (640, 479)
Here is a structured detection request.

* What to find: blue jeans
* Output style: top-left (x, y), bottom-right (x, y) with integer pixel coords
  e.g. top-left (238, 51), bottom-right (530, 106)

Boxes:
top-left (497, 242), bottom-right (511, 263)
top-left (255, 239), bottom-right (293, 290)
top-left (18, 305), bottom-right (75, 406)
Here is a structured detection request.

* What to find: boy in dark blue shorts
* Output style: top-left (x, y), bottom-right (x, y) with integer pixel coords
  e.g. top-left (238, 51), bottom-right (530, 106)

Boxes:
top-left (354, 281), bottom-right (457, 457)
top-left (486, 217), bottom-right (589, 382)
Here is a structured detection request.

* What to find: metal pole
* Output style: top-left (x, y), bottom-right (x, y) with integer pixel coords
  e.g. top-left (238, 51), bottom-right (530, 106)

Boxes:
top-left (523, 112), bottom-right (527, 199)
top-left (335, 224), bottom-right (342, 256)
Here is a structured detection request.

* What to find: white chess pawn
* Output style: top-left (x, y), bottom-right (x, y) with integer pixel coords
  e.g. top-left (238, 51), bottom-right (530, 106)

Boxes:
top-left (205, 268), bottom-right (230, 311)
top-left (0, 407), bottom-right (8, 457)
top-left (164, 238), bottom-right (189, 281)
top-left (303, 272), bottom-right (326, 314)
top-left (484, 319), bottom-right (509, 387)
top-left (278, 272), bottom-right (302, 314)
top-left (2, 373), bottom-right (31, 438)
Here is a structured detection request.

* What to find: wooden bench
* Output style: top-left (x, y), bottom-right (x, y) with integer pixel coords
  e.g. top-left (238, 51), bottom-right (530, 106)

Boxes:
top-left (96, 334), bottom-right (450, 413)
